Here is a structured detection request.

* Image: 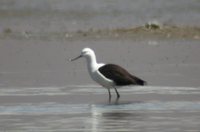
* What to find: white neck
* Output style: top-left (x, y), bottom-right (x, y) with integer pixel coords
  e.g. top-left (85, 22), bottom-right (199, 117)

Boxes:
top-left (85, 53), bottom-right (98, 73)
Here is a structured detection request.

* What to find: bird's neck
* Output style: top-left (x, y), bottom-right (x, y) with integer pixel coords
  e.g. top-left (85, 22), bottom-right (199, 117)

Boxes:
top-left (86, 54), bottom-right (98, 73)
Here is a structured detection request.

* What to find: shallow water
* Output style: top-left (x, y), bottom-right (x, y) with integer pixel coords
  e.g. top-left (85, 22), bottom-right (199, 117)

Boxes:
top-left (0, 85), bottom-right (200, 132)
top-left (0, 0), bottom-right (200, 33)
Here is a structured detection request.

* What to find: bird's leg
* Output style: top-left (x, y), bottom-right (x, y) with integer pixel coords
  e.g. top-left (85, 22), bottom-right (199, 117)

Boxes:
top-left (108, 88), bottom-right (111, 101)
top-left (114, 87), bottom-right (120, 98)
top-left (114, 97), bottom-right (119, 104)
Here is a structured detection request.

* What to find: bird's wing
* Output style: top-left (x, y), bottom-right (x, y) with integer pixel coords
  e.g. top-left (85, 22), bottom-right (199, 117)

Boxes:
top-left (98, 64), bottom-right (145, 86)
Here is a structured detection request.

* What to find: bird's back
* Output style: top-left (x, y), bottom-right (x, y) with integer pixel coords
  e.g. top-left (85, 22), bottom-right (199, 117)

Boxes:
top-left (98, 64), bottom-right (147, 86)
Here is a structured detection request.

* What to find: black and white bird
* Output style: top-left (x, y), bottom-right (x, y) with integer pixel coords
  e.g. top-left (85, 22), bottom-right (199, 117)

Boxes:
top-left (69, 48), bottom-right (146, 99)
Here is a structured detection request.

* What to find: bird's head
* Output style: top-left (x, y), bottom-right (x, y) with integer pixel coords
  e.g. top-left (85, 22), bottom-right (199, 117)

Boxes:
top-left (69, 48), bottom-right (95, 61)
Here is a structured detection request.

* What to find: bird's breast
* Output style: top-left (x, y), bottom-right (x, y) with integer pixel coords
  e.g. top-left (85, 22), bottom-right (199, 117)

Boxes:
top-left (90, 70), bottom-right (114, 88)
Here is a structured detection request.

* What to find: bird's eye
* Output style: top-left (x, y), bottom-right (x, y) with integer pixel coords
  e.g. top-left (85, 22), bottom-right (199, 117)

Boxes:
top-left (82, 51), bottom-right (87, 55)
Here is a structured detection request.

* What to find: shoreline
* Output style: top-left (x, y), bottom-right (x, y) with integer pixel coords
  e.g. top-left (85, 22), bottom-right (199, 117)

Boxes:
top-left (1, 25), bottom-right (200, 40)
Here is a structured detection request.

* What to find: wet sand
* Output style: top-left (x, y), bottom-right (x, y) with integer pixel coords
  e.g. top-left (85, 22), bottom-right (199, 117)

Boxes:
top-left (0, 32), bottom-right (199, 87)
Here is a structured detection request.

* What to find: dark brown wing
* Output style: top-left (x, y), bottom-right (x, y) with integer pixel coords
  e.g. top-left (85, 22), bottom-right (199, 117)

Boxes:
top-left (98, 64), bottom-right (146, 86)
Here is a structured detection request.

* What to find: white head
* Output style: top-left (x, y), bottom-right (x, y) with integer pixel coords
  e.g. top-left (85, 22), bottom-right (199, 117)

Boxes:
top-left (69, 48), bottom-right (96, 61)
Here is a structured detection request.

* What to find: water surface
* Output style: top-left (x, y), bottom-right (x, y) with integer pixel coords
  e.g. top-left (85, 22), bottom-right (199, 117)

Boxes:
top-left (0, 85), bottom-right (200, 132)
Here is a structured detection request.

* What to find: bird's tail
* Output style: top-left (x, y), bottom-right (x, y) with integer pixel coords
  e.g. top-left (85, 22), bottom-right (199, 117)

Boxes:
top-left (132, 76), bottom-right (147, 86)
top-left (136, 78), bottom-right (147, 85)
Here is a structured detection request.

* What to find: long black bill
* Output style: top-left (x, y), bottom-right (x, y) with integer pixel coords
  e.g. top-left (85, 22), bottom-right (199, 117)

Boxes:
top-left (69, 55), bottom-right (82, 62)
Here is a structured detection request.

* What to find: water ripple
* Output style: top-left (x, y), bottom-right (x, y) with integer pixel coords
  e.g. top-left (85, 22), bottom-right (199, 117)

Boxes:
top-left (0, 101), bottom-right (200, 115)
top-left (0, 86), bottom-right (199, 96)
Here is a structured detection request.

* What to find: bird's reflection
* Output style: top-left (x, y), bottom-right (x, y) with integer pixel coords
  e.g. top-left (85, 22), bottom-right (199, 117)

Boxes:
top-left (108, 96), bottom-right (143, 105)
top-left (102, 112), bottom-right (140, 120)
top-left (91, 101), bottom-right (143, 132)
top-left (108, 97), bottom-right (119, 104)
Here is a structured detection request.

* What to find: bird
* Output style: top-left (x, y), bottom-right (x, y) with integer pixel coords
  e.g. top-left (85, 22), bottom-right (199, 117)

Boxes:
top-left (69, 48), bottom-right (146, 99)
